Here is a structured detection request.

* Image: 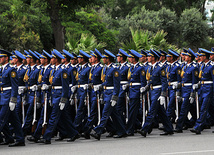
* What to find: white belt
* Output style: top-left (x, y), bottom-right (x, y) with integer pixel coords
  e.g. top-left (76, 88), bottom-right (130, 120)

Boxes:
top-left (168, 82), bottom-right (177, 85)
top-left (104, 86), bottom-right (114, 90)
top-left (18, 86), bottom-right (26, 89)
top-left (130, 83), bottom-right (141, 86)
top-left (52, 86), bottom-right (62, 89)
top-left (93, 84), bottom-right (101, 87)
top-left (183, 83), bottom-right (192, 86)
top-left (77, 84), bottom-right (85, 88)
top-left (29, 86), bottom-right (35, 90)
top-left (1, 87), bottom-right (12, 91)
top-left (120, 81), bottom-right (128, 84)
top-left (152, 85), bottom-right (162, 89)
top-left (201, 81), bottom-right (213, 84)
top-left (69, 84), bottom-right (73, 87)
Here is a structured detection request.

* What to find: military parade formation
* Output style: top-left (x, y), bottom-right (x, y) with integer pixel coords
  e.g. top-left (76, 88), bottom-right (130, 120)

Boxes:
top-left (0, 47), bottom-right (213, 147)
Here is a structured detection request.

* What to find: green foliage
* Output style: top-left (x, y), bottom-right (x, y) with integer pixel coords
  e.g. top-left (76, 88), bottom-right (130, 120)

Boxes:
top-left (179, 8), bottom-right (209, 48)
top-left (66, 33), bottom-right (106, 54)
top-left (121, 28), bottom-right (178, 52)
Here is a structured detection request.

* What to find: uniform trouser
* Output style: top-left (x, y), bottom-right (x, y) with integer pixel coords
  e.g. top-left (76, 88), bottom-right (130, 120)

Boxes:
top-left (1, 124), bottom-right (14, 142)
top-left (126, 98), bottom-right (140, 134)
top-left (142, 89), bottom-right (173, 133)
top-left (93, 100), bottom-right (126, 136)
top-left (194, 86), bottom-right (213, 131)
top-left (83, 99), bottom-right (98, 134)
top-left (116, 96), bottom-right (126, 125)
top-left (43, 96), bottom-right (78, 141)
top-left (33, 103), bottom-right (52, 139)
top-left (0, 105), bottom-right (24, 142)
top-left (74, 93), bottom-right (87, 130)
top-left (166, 88), bottom-right (176, 121)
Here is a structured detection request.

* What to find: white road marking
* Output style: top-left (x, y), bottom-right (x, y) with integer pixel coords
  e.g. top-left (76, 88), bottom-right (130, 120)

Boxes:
top-left (161, 150), bottom-right (214, 155)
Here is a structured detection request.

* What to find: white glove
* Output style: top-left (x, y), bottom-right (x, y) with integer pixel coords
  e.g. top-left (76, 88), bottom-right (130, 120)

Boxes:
top-left (177, 96), bottom-right (182, 102)
top-left (111, 100), bottom-right (117, 107)
top-left (83, 84), bottom-right (88, 90)
top-left (32, 85), bottom-right (38, 92)
top-left (59, 102), bottom-right (65, 110)
top-left (140, 87), bottom-right (146, 93)
top-left (122, 85), bottom-right (128, 90)
top-left (41, 84), bottom-right (49, 91)
top-left (172, 82), bottom-right (178, 89)
top-left (18, 88), bottom-right (25, 95)
top-left (158, 96), bottom-right (165, 105)
top-left (9, 102), bottom-right (16, 111)
top-left (71, 86), bottom-right (77, 93)
top-left (94, 84), bottom-right (102, 92)
top-left (192, 84), bottom-right (198, 90)
top-left (36, 102), bottom-right (42, 109)
top-left (189, 97), bottom-right (194, 104)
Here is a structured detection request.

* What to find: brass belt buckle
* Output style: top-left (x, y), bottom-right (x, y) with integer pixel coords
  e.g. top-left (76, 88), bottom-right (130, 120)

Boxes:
top-left (130, 82), bottom-right (132, 86)
top-left (103, 86), bottom-right (106, 90)
top-left (1, 87), bottom-right (3, 91)
top-left (202, 81), bottom-right (204, 84)
top-left (182, 83), bottom-right (184, 87)
top-left (78, 85), bottom-right (80, 88)
top-left (168, 82), bottom-right (171, 86)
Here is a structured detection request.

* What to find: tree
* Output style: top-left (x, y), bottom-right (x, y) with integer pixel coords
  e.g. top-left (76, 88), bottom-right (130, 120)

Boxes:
top-left (179, 8), bottom-right (209, 49)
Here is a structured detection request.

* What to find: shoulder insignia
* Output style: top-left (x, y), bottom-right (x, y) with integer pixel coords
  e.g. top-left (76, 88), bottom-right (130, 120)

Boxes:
top-left (194, 71), bottom-right (199, 76)
top-left (11, 71), bottom-right (16, 78)
top-left (161, 70), bottom-right (166, 76)
top-left (63, 73), bottom-right (68, 79)
top-left (114, 71), bottom-right (119, 77)
top-left (177, 69), bottom-right (181, 75)
top-left (73, 70), bottom-right (77, 76)
top-left (141, 70), bottom-right (145, 76)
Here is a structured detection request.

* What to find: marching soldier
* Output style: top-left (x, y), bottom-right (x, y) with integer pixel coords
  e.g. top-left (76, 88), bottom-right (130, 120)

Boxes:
top-left (174, 49), bottom-right (199, 133)
top-left (138, 50), bottom-right (173, 137)
top-left (72, 50), bottom-right (91, 132)
top-left (27, 50), bottom-right (54, 142)
top-left (0, 49), bottom-right (25, 147)
top-left (38, 49), bottom-right (79, 144)
top-left (90, 49), bottom-right (127, 140)
top-left (123, 50), bottom-right (146, 136)
top-left (116, 49), bottom-right (130, 125)
top-left (190, 48), bottom-right (214, 134)
top-left (22, 50), bottom-right (41, 135)
top-left (165, 50), bottom-right (182, 123)
top-left (82, 49), bottom-right (103, 139)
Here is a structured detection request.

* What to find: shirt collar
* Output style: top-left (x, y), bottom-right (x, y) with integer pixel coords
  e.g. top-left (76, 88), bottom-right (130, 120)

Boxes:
top-left (2, 63), bottom-right (9, 71)
top-left (30, 64), bottom-right (36, 70)
top-left (133, 62), bottom-right (139, 68)
top-left (65, 63), bottom-right (70, 68)
top-left (204, 60), bottom-right (211, 67)
top-left (152, 62), bottom-right (158, 68)
top-left (55, 64), bottom-right (61, 70)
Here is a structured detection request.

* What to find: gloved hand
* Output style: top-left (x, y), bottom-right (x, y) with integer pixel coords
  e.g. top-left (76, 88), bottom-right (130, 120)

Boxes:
top-left (140, 87), bottom-right (146, 93)
top-left (18, 88), bottom-right (26, 95)
top-left (176, 91), bottom-right (182, 102)
top-left (172, 82), bottom-right (178, 89)
top-left (59, 102), bottom-right (65, 110)
top-left (100, 94), bottom-right (104, 104)
top-left (59, 97), bottom-right (67, 110)
top-left (41, 84), bottom-right (49, 91)
top-left (192, 84), bottom-right (198, 90)
top-left (9, 97), bottom-right (17, 111)
top-left (32, 85), bottom-right (38, 92)
top-left (36, 102), bottom-right (42, 109)
top-left (83, 84), bottom-right (88, 90)
top-left (110, 95), bottom-right (118, 107)
top-left (158, 96), bottom-right (165, 105)
top-left (9, 102), bottom-right (16, 111)
top-left (122, 84), bottom-right (129, 90)
top-left (177, 96), bottom-right (182, 102)
top-left (71, 86), bottom-right (77, 93)
top-left (94, 84), bottom-right (102, 92)
top-left (189, 97), bottom-right (194, 104)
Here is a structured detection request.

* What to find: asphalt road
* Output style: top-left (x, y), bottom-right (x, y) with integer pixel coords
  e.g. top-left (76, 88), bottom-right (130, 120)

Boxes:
top-left (1, 127), bottom-right (214, 155)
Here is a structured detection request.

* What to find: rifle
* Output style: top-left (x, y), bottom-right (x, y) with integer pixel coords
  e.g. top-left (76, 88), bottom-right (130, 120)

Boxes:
top-left (32, 90), bottom-right (37, 132)
top-left (96, 92), bottom-right (101, 125)
top-left (85, 89), bottom-right (90, 117)
top-left (142, 93), bottom-right (146, 127)
top-left (196, 91), bottom-right (199, 119)
top-left (175, 95), bottom-right (179, 122)
top-left (147, 91), bottom-right (150, 112)
top-left (75, 94), bottom-right (78, 113)
top-left (125, 92), bottom-right (129, 123)
top-left (42, 91), bottom-right (48, 135)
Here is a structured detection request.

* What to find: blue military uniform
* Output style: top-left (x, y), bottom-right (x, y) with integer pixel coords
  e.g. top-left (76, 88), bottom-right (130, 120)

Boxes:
top-left (116, 49), bottom-right (130, 125)
top-left (126, 50), bottom-right (146, 135)
top-left (22, 50), bottom-right (41, 134)
top-left (139, 50), bottom-right (173, 137)
top-left (91, 49), bottom-right (126, 140)
top-left (191, 49), bottom-right (214, 134)
top-left (166, 50), bottom-right (182, 122)
top-left (74, 50), bottom-right (91, 131)
top-left (175, 49), bottom-right (199, 132)
top-left (0, 49), bottom-right (25, 146)
top-left (42, 49), bottom-right (79, 143)
top-left (82, 49), bottom-right (104, 136)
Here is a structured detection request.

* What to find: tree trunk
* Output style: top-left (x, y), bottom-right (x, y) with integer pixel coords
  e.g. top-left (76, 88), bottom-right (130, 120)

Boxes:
top-left (47, 0), bottom-right (65, 51)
